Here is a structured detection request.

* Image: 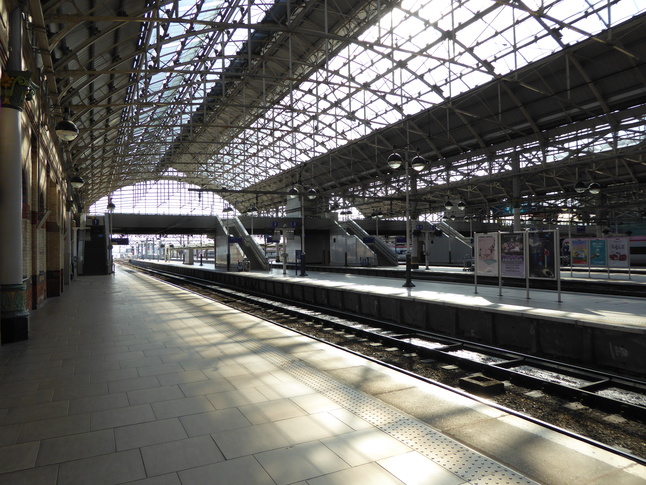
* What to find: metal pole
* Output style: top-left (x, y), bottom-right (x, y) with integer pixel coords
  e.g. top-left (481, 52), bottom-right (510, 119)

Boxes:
top-left (403, 160), bottom-right (414, 288)
top-left (300, 193), bottom-right (307, 276)
top-left (226, 212), bottom-right (231, 271)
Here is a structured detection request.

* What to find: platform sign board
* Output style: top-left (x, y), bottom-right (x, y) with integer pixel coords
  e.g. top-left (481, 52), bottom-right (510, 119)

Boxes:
top-left (589, 238), bottom-right (607, 267)
top-left (608, 237), bottom-right (630, 268)
top-left (527, 230), bottom-right (557, 279)
top-left (110, 237), bottom-right (129, 245)
top-left (500, 233), bottom-right (525, 278)
top-left (475, 233), bottom-right (499, 276)
top-left (570, 239), bottom-right (589, 266)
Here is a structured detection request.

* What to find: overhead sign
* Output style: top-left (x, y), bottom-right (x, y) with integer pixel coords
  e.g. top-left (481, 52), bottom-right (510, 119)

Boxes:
top-left (110, 237), bottom-right (129, 245)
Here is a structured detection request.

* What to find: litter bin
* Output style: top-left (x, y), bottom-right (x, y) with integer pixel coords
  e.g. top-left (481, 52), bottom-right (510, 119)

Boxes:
top-left (242, 259), bottom-right (251, 272)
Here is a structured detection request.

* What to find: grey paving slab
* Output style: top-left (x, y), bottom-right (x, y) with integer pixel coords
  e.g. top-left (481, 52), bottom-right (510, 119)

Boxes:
top-left (127, 385), bottom-right (185, 406)
top-left (321, 428), bottom-right (414, 467)
top-left (378, 451), bottom-right (465, 485)
top-left (115, 418), bottom-right (188, 450)
top-left (151, 395), bottom-right (215, 420)
top-left (35, 428), bottom-right (115, 466)
top-left (0, 441), bottom-right (39, 473)
top-left (177, 455), bottom-right (276, 485)
top-left (179, 407), bottom-right (251, 437)
top-left (0, 401), bottom-right (69, 425)
top-left (274, 412), bottom-right (355, 443)
top-left (211, 422), bottom-right (293, 459)
top-left (255, 440), bottom-right (350, 485)
top-left (306, 462), bottom-right (407, 485)
top-left (237, 397), bottom-right (308, 424)
top-left (140, 434), bottom-right (224, 476)
top-left (58, 449), bottom-right (146, 485)
top-left (18, 413), bottom-right (91, 442)
top-left (68, 392), bottom-right (130, 415)
top-left (0, 464), bottom-right (59, 485)
top-left (91, 403), bottom-right (156, 430)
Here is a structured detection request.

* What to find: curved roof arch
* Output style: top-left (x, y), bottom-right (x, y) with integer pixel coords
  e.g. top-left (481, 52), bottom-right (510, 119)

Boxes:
top-left (30, 0), bottom-right (646, 223)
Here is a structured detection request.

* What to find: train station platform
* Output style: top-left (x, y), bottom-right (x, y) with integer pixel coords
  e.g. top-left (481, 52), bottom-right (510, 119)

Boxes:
top-left (131, 260), bottom-right (646, 377)
top-left (1, 268), bottom-right (645, 484)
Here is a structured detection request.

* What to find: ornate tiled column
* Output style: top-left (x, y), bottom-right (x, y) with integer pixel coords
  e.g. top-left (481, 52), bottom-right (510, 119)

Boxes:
top-left (0, 69), bottom-right (35, 342)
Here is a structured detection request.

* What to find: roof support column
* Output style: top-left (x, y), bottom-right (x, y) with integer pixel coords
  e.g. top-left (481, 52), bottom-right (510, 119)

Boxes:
top-left (0, 7), bottom-right (32, 343)
top-left (512, 153), bottom-right (522, 232)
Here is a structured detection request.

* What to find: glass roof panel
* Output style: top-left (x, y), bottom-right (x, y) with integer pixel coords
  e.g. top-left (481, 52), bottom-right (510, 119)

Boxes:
top-left (86, 0), bottom-right (645, 215)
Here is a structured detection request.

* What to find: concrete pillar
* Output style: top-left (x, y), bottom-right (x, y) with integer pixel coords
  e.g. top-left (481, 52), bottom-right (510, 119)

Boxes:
top-left (186, 248), bottom-right (195, 265)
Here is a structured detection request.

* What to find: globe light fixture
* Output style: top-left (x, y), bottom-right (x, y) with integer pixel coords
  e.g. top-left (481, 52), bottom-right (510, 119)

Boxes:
top-left (70, 175), bottom-right (85, 189)
top-left (55, 120), bottom-right (79, 141)
top-left (574, 181), bottom-right (587, 193)
top-left (387, 152), bottom-right (403, 170)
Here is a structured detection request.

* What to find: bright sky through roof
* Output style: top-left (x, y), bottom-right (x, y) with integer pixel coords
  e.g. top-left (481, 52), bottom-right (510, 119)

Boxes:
top-left (90, 0), bottom-right (646, 216)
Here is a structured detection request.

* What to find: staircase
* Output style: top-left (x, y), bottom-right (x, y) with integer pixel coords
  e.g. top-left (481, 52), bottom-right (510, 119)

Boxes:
top-left (342, 219), bottom-right (398, 266)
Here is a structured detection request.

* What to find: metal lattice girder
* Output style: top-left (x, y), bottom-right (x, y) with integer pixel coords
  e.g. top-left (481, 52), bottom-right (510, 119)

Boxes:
top-left (27, 0), bottom-right (646, 220)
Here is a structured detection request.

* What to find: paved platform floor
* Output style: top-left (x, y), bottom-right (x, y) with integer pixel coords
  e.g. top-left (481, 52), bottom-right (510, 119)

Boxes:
top-left (1, 267), bottom-right (645, 484)
top-left (152, 260), bottom-right (646, 330)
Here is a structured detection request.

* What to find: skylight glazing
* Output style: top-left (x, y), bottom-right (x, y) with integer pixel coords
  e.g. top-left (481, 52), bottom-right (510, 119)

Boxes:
top-left (191, 0), bottom-right (644, 193)
top-left (80, 0), bottom-right (646, 216)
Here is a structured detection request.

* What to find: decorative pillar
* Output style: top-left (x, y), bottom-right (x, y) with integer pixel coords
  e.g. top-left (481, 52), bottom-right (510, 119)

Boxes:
top-left (0, 8), bottom-right (37, 342)
top-left (0, 70), bottom-right (36, 342)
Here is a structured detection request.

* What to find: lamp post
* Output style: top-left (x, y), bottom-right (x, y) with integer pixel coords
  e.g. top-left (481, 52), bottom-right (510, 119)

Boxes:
top-left (248, 205), bottom-right (258, 238)
top-left (387, 148), bottom-right (427, 288)
top-left (288, 186), bottom-right (317, 276)
top-left (372, 210), bottom-right (383, 236)
top-left (223, 205), bottom-right (233, 271)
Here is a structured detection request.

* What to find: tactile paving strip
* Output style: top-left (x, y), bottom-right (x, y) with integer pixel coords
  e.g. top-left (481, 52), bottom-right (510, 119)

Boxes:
top-left (212, 318), bottom-right (539, 485)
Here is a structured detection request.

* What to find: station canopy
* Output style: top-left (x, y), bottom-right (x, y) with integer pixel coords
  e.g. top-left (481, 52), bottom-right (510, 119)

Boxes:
top-left (38, 0), bottom-right (646, 223)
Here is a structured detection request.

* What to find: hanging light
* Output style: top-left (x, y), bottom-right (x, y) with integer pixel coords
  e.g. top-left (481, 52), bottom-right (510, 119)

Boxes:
top-left (70, 175), bottom-right (85, 189)
top-left (444, 200), bottom-right (453, 210)
top-left (223, 205), bottom-right (233, 213)
top-left (306, 188), bottom-right (317, 200)
top-left (457, 201), bottom-right (466, 210)
top-left (106, 200), bottom-right (116, 212)
top-left (411, 154), bottom-right (427, 172)
top-left (287, 187), bottom-right (299, 199)
top-left (387, 151), bottom-right (403, 170)
top-left (574, 181), bottom-right (587, 193)
top-left (56, 120), bottom-right (79, 141)
top-left (588, 182), bottom-right (601, 194)
top-left (250, 205), bottom-right (259, 212)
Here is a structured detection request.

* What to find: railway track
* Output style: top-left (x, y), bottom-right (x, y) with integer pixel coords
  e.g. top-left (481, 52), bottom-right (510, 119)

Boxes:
top-left (123, 261), bottom-right (646, 464)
